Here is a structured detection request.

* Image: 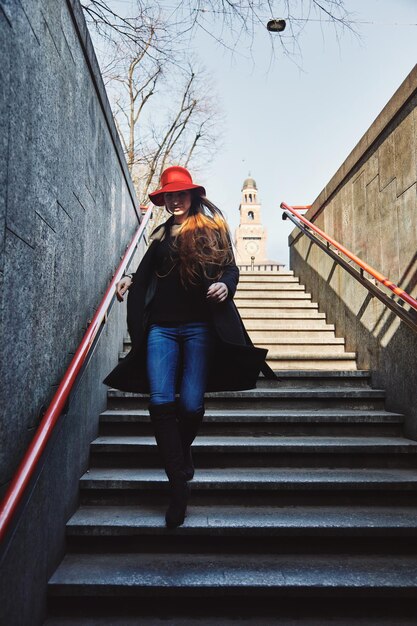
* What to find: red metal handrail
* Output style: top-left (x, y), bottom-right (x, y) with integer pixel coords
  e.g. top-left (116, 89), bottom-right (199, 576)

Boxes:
top-left (0, 206), bottom-right (152, 543)
top-left (281, 201), bottom-right (417, 313)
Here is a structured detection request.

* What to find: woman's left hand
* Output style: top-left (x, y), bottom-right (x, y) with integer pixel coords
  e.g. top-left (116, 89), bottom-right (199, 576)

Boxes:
top-left (206, 282), bottom-right (229, 303)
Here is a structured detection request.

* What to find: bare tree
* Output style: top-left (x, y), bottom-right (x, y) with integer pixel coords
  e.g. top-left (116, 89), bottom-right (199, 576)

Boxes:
top-left (82, 0), bottom-right (357, 60)
top-left (82, 0), bottom-right (356, 220)
top-left (81, 1), bottom-right (167, 57)
top-left (106, 33), bottom-right (162, 172)
top-left (104, 31), bottom-right (221, 207)
top-left (83, 1), bottom-right (216, 211)
top-left (134, 64), bottom-right (222, 202)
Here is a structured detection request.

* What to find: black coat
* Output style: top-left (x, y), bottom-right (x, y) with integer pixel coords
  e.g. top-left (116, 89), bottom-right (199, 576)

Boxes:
top-left (103, 217), bottom-right (276, 393)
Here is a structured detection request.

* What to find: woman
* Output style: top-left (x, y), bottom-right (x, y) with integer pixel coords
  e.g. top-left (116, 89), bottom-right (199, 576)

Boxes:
top-left (104, 166), bottom-right (275, 529)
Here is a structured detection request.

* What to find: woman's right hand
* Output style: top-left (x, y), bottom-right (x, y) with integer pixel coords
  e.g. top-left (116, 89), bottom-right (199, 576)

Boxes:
top-left (116, 276), bottom-right (132, 302)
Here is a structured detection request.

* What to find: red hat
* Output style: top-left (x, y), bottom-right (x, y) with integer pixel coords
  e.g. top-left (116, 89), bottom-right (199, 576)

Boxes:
top-left (148, 166), bottom-right (206, 206)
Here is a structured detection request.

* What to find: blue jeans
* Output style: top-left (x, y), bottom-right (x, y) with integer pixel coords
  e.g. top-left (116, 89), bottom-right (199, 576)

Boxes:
top-left (146, 322), bottom-right (214, 413)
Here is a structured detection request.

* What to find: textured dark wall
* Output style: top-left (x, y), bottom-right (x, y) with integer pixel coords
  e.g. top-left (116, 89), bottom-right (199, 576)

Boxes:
top-left (0, 0), bottom-right (144, 623)
top-left (290, 65), bottom-right (417, 438)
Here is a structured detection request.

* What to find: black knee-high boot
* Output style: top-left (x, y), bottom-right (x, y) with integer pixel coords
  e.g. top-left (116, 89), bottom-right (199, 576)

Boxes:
top-left (177, 406), bottom-right (205, 481)
top-left (148, 402), bottom-right (189, 529)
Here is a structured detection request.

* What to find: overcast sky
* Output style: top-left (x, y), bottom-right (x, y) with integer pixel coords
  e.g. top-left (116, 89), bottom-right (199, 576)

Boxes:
top-left (183, 0), bottom-right (417, 266)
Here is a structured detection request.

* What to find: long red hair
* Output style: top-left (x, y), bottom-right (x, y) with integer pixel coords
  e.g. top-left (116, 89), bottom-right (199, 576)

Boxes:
top-left (170, 193), bottom-right (235, 287)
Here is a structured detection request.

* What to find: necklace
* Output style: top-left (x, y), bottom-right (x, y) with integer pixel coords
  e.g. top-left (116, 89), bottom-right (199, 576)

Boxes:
top-left (155, 226), bottom-right (179, 279)
top-left (155, 262), bottom-right (177, 279)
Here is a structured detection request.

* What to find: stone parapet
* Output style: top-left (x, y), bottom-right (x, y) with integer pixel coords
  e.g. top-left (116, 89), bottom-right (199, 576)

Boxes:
top-left (302, 64), bottom-right (417, 223)
top-left (290, 63), bottom-right (417, 438)
top-left (0, 1), bottom-right (143, 624)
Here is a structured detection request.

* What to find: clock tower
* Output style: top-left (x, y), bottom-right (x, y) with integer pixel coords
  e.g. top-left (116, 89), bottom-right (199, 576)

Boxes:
top-left (234, 175), bottom-right (268, 264)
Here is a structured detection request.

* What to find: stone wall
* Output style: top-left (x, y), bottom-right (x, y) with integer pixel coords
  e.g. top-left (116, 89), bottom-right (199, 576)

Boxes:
top-left (0, 1), bottom-right (144, 623)
top-left (290, 64), bottom-right (417, 437)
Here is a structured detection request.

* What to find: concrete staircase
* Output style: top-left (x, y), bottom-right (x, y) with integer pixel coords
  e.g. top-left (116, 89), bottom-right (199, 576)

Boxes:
top-left (236, 270), bottom-right (357, 370)
top-left (45, 270), bottom-right (417, 624)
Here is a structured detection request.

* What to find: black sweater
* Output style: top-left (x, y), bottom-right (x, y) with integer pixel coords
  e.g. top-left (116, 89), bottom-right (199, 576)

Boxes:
top-left (148, 227), bottom-right (210, 324)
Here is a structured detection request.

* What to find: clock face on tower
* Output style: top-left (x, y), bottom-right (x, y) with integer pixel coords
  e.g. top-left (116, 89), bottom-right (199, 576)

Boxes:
top-left (245, 240), bottom-right (259, 255)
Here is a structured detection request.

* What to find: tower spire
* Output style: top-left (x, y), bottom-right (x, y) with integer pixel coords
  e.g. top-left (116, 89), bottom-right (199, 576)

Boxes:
top-left (234, 174), bottom-right (268, 264)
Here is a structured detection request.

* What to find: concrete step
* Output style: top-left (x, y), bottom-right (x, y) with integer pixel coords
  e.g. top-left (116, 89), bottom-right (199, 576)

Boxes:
top-left (235, 291), bottom-right (312, 300)
top-left (43, 617), bottom-right (417, 626)
top-left (101, 408), bottom-right (400, 423)
top-left (119, 344), bottom-right (351, 362)
top-left (252, 336), bottom-right (344, 346)
top-left (264, 341), bottom-right (348, 356)
top-left (99, 407), bottom-right (404, 437)
top-left (65, 502), bottom-right (417, 554)
top-left (47, 551), bottom-right (417, 598)
top-left (66, 504), bottom-right (417, 538)
top-left (240, 271), bottom-right (294, 277)
top-left (78, 469), bottom-right (417, 506)
top-left (107, 387), bottom-right (385, 411)
top-left (109, 369), bottom-right (369, 387)
top-left (238, 277), bottom-right (299, 284)
top-left (109, 388), bottom-right (385, 400)
top-left (79, 466), bottom-right (417, 494)
top-left (248, 331), bottom-right (341, 342)
top-left (240, 310), bottom-right (325, 318)
top-left (242, 320), bottom-right (335, 330)
top-left (255, 369), bottom-right (371, 387)
top-left (89, 435), bottom-right (417, 469)
top-left (90, 435), bottom-right (417, 453)
top-left (236, 283), bottom-right (305, 291)
top-left (236, 300), bottom-right (318, 308)
top-left (122, 326), bottom-right (340, 345)
top-left (119, 338), bottom-right (356, 369)
top-left (267, 353), bottom-right (357, 371)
